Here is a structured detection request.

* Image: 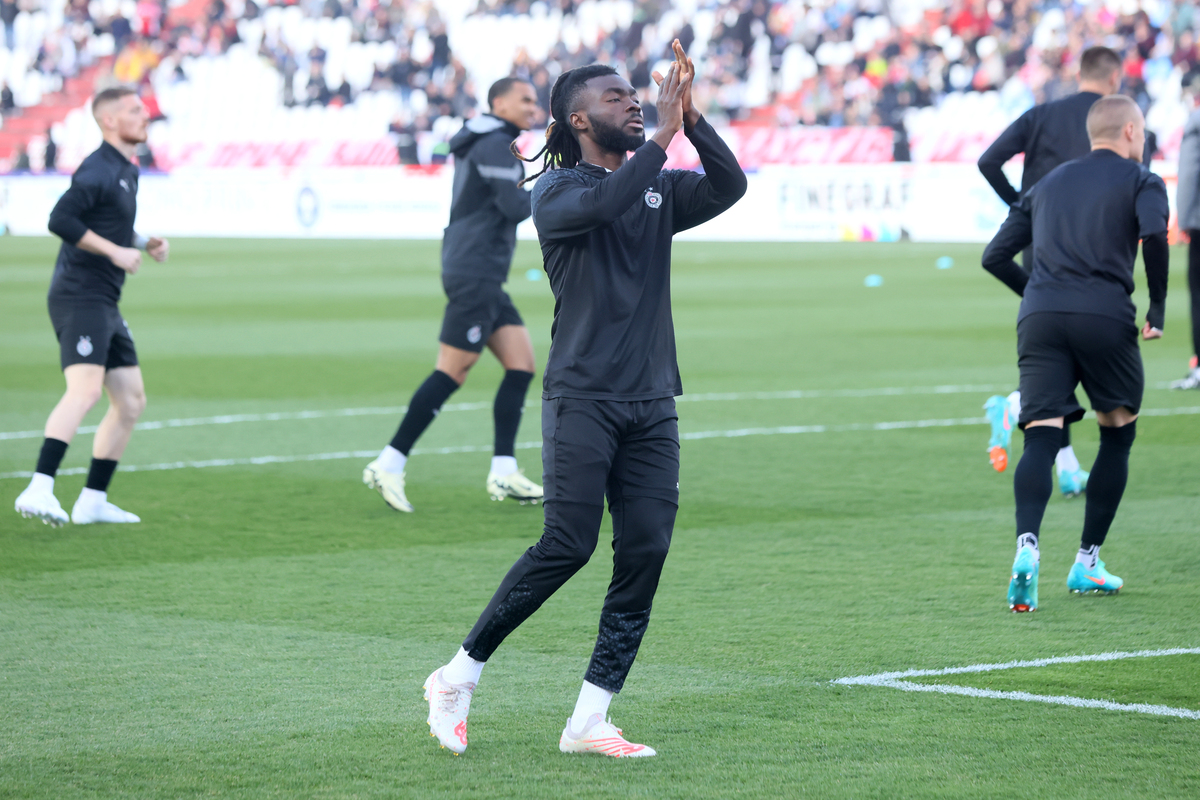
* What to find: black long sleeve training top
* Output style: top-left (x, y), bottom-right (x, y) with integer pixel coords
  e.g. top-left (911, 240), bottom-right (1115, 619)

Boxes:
top-left (47, 141), bottom-right (139, 304)
top-left (981, 149), bottom-right (1170, 330)
top-left (440, 114), bottom-right (532, 281)
top-left (531, 116), bottom-right (747, 401)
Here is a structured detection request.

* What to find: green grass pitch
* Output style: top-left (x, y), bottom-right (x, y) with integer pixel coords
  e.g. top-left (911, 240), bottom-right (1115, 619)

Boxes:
top-left (2, 237), bottom-right (1198, 799)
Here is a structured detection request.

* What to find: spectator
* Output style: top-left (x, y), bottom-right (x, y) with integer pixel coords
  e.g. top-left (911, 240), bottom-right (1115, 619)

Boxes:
top-left (44, 127), bottom-right (58, 172)
top-left (1, 81), bottom-right (14, 115)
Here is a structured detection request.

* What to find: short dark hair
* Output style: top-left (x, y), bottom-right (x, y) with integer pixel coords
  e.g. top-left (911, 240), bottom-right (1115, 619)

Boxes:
top-left (93, 85), bottom-right (138, 110)
top-left (488, 77), bottom-right (531, 109)
top-left (1080, 46), bottom-right (1122, 82)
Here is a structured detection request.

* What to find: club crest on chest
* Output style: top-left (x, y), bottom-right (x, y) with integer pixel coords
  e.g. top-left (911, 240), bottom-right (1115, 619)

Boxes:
top-left (644, 188), bottom-right (662, 209)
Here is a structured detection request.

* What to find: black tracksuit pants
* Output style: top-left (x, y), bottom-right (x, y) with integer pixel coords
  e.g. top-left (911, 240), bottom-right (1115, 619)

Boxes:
top-left (1189, 232), bottom-right (1200, 358)
top-left (462, 397), bottom-right (680, 693)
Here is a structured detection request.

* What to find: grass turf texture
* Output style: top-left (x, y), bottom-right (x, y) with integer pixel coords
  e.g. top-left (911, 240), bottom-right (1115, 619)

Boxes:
top-left (1, 237), bottom-right (1198, 799)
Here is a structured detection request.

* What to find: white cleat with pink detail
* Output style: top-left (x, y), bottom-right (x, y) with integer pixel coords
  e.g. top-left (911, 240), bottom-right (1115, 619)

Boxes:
top-left (423, 668), bottom-right (473, 755)
top-left (558, 713), bottom-right (657, 757)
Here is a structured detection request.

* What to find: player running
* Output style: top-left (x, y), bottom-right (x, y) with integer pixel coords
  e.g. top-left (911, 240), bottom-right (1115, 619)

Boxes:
top-left (421, 43), bottom-right (746, 757)
top-left (363, 78), bottom-right (543, 512)
top-left (13, 86), bottom-right (169, 527)
top-left (981, 95), bottom-right (1168, 612)
top-left (976, 46), bottom-right (1128, 492)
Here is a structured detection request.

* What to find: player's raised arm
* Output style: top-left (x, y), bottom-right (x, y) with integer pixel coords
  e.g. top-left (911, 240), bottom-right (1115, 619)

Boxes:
top-left (530, 69), bottom-right (675, 239)
top-left (981, 201), bottom-right (1033, 296)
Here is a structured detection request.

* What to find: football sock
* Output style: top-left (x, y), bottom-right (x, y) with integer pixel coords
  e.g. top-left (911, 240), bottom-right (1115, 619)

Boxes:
top-left (1014, 426), bottom-right (1060, 538)
top-left (1055, 444), bottom-right (1081, 474)
top-left (27, 472), bottom-right (54, 494)
top-left (35, 437), bottom-right (69, 478)
top-left (390, 370), bottom-right (460, 456)
top-left (376, 444), bottom-right (407, 474)
top-left (568, 681), bottom-right (614, 737)
top-left (1076, 544), bottom-right (1101, 570)
top-left (493, 370), bottom-right (534, 458)
top-left (442, 647), bottom-right (484, 686)
top-left (1080, 422), bottom-right (1136, 549)
top-left (77, 487), bottom-right (106, 507)
top-left (1016, 532), bottom-right (1039, 560)
top-left (85, 458), bottom-right (118, 492)
top-left (490, 455), bottom-right (518, 478)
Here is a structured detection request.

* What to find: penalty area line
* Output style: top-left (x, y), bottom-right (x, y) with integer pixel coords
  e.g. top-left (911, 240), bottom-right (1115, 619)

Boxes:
top-left (833, 648), bottom-right (1200, 720)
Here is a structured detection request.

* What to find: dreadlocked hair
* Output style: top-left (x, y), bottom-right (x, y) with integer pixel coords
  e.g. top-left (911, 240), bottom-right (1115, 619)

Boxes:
top-left (510, 64), bottom-right (619, 187)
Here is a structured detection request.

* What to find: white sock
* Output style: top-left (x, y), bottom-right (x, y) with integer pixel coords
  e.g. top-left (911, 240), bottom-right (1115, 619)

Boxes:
top-left (1076, 545), bottom-right (1100, 570)
top-left (377, 445), bottom-right (407, 474)
top-left (1056, 445), bottom-right (1080, 473)
top-left (441, 647), bottom-right (484, 686)
top-left (29, 472), bottom-right (54, 494)
top-left (1016, 532), bottom-right (1040, 561)
top-left (1006, 391), bottom-right (1021, 420)
top-left (490, 455), bottom-right (518, 477)
top-left (568, 681), bottom-right (613, 737)
top-left (77, 487), bottom-right (106, 506)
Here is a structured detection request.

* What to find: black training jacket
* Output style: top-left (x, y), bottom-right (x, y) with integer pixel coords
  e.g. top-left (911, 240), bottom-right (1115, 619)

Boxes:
top-left (981, 149), bottom-right (1170, 330)
top-left (531, 116), bottom-right (747, 401)
top-left (47, 141), bottom-right (139, 304)
top-left (440, 114), bottom-right (532, 281)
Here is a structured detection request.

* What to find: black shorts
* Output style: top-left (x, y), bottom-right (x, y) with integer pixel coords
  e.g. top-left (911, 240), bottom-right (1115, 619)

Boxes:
top-left (541, 396), bottom-right (680, 508)
top-left (1017, 312), bottom-right (1143, 427)
top-left (438, 276), bottom-right (523, 353)
top-left (48, 299), bottom-right (138, 371)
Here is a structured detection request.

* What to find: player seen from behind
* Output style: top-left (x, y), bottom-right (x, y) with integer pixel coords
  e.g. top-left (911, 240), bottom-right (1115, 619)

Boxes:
top-left (981, 95), bottom-right (1168, 612)
top-left (976, 46), bottom-right (1131, 493)
top-left (422, 43), bottom-right (746, 757)
top-left (363, 77), bottom-right (544, 512)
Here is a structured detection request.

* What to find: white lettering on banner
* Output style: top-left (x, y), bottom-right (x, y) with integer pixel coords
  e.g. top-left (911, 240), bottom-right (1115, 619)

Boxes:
top-left (0, 162), bottom-right (1178, 243)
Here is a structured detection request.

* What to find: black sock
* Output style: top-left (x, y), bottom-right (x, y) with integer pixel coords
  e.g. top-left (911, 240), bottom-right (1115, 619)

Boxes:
top-left (1060, 423), bottom-right (1071, 450)
top-left (85, 458), bottom-right (119, 492)
top-left (35, 438), bottom-right (69, 478)
top-left (390, 370), bottom-right (460, 455)
top-left (1081, 422), bottom-right (1136, 549)
top-left (493, 370), bottom-right (534, 457)
top-left (1014, 426), bottom-right (1061, 538)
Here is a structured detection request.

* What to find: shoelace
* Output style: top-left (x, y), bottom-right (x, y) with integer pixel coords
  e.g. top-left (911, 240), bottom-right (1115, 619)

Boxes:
top-left (437, 685), bottom-right (469, 714)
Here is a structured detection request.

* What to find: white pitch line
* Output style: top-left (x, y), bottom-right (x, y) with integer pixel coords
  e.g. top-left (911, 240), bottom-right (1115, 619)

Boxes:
top-left (3, 407), bottom-right (1200, 481)
top-left (0, 384), bottom-right (1017, 442)
top-left (833, 648), bottom-right (1200, 720)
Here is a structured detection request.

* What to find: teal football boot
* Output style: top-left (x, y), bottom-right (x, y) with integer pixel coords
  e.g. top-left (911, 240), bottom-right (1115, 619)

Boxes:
top-left (984, 395), bottom-right (1013, 472)
top-left (1057, 466), bottom-right (1089, 498)
top-left (1068, 561), bottom-right (1123, 595)
top-left (1008, 546), bottom-right (1039, 612)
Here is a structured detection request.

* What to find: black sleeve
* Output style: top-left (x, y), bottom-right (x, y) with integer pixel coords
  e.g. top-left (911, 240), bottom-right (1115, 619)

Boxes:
top-left (977, 112), bottom-right (1029, 207)
top-left (668, 116), bottom-right (748, 232)
top-left (1142, 231), bottom-right (1169, 331)
top-left (531, 142), bottom-right (669, 239)
top-left (981, 201), bottom-right (1033, 296)
top-left (475, 134), bottom-right (532, 224)
top-left (47, 164), bottom-right (104, 244)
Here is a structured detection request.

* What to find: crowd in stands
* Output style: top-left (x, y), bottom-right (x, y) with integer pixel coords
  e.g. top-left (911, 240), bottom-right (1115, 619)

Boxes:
top-left (0, 0), bottom-right (1197, 169)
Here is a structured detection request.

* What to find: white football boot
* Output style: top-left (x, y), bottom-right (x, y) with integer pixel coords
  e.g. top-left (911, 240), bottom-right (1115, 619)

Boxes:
top-left (362, 459), bottom-right (413, 512)
top-left (424, 668), bottom-right (473, 754)
top-left (559, 714), bottom-right (657, 758)
top-left (486, 469), bottom-right (543, 505)
top-left (71, 491), bottom-right (140, 524)
top-left (14, 482), bottom-right (70, 527)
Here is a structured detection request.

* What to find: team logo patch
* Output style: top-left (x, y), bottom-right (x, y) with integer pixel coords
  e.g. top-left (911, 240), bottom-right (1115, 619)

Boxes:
top-left (644, 189), bottom-right (662, 209)
top-left (76, 336), bottom-right (93, 357)
top-left (467, 325), bottom-right (482, 344)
